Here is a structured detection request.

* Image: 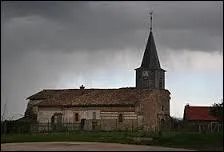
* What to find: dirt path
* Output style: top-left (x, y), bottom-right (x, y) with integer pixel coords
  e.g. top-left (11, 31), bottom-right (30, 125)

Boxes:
top-left (1, 142), bottom-right (195, 151)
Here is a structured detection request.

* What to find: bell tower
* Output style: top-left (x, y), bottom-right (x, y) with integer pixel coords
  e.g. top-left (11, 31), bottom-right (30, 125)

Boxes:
top-left (136, 11), bottom-right (165, 90)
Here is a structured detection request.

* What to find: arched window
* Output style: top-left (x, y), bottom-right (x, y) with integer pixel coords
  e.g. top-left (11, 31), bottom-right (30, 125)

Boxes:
top-left (118, 114), bottom-right (123, 122)
top-left (51, 115), bottom-right (55, 124)
top-left (75, 113), bottom-right (79, 122)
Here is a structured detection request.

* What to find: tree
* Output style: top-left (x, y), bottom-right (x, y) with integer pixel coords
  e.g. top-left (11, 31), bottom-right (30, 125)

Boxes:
top-left (210, 99), bottom-right (223, 122)
top-left (170, 117), bottom-right (183, 130)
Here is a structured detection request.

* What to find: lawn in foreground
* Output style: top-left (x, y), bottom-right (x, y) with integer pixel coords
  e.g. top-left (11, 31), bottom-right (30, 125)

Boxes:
top-left (1, 131), bottom-right (147, 144)
top-left (1, 131), bottom-right (223, 151)
top-left (155, 131), bottom-right (223, 151)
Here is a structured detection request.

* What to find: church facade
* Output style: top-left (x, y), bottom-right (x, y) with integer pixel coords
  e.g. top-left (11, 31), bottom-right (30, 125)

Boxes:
top-left (25, 14), bottom-right (171, 131)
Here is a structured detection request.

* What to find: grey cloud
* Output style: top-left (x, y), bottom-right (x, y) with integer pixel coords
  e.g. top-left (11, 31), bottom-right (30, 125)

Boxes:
top-left (1, 49), bottom-right (139, 118)
top-left (2, 1), bottom-right (223, 55)
top-left (1, 1), bottom-right (84, 21)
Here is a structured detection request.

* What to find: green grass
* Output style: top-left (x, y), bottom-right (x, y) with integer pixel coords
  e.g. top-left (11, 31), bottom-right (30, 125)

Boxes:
top-left (1, 130), bottom-right (148, 144)
top-left (156, 131), bottom-right (223, 151)
top-left (1, 131), bottom-right (223, 151)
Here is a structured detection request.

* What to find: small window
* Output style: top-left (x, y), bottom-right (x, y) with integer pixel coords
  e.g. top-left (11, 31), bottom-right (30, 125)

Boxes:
top-left (118, 114), bottom-right (123, 122)
top-left (93, 112), bottom-right (96, 120)
top-left (75, 113), bottom-right (79, 121)
top-left (162, 105), bottom-right (164, 111)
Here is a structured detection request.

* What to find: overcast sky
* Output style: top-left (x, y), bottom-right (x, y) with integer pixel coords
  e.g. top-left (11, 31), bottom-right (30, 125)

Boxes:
top-left (1, 1), bottom-right (223, 120)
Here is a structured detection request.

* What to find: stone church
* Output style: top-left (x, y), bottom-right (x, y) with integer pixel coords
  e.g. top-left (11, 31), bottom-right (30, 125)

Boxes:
top-left (25, 14), bottom-right (170, 131)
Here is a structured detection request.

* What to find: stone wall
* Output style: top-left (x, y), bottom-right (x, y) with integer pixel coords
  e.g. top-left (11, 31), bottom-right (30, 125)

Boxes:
top-left (62, 108), bottom-right (101, 123)
top-left (157, 90), bottom-right (170, 121)
top-left (36, 106), bottom-right (140, 131)
top-left (37, 107), bottom-right (62, 123)
top-left (140, 89), bottom-right (170, 131)
top-left (154, 69), bottom-right (165, 89)
top-left (136, 68), bottom-right (165, 90)
top-left (99, 111), bottom-right (139, 131)
top-left (99, 119), bottom-right (138, 131)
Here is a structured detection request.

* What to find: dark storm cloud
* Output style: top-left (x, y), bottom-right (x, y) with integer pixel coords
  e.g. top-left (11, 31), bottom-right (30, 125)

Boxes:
top-left (1, 1), bottom-right (82, 21)
top-left (2, 1), bottom-right (223, 55)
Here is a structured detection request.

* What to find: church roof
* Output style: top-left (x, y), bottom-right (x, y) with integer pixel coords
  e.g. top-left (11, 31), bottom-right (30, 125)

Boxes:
top-left (27, 88), bottom-right (169, 107)
top-left (140, 31), bottom-right (161, 69)
top-left (27, 89), bottom-right (86, 100)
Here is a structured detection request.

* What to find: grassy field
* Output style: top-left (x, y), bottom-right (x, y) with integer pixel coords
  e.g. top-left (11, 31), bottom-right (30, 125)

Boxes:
top-left (1, 131), bottom-right (148, 144)
top-left (155, 131), bottom-right (223, 151)
top-left (1, 131), bottom-right (223, 151)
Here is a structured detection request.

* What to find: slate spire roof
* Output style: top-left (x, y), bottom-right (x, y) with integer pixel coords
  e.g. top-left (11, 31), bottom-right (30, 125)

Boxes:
top-left (139, 11), bottom-right (161, 70)
top-left (140, 30), bottom-right (161, 69)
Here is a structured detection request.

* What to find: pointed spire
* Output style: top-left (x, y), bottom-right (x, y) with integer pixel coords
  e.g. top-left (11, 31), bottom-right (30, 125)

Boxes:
top-left (140, 11), bottom-right (161, 69)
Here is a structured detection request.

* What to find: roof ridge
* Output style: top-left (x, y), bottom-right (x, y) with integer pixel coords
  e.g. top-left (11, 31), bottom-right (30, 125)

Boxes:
top-left (43, 89), bottom-right (79, 91)
top-left (187, 106), bottom-right (212, 108)
top-left (42, 88), bottom-right (138, 90)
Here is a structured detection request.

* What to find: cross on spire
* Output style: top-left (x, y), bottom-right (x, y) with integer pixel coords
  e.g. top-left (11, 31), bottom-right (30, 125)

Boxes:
top-left (149, 11), bottom-right (153, 31)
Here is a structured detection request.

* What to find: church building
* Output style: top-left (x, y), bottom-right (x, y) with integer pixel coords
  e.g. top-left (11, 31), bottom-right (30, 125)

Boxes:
top-left (25, 13), bottom-right (171, 131)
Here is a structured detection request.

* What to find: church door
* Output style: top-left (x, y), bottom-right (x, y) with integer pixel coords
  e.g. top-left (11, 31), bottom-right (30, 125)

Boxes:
top-left (81, 119), bottom-right (85, 130)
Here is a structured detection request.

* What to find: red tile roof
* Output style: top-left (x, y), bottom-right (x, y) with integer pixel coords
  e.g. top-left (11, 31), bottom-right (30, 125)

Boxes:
top-left (184, 105), bottom-right (219, 121)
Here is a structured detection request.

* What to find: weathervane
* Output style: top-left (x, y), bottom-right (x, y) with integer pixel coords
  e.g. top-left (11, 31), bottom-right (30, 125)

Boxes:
top-left (149, 10), bottom-right (153, 31)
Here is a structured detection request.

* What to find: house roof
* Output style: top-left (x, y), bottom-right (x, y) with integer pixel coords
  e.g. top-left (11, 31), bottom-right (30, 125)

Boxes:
top-left (184, 105), bottom-right (219, 121)
top-left (27, 88), bottom-right (169, 107)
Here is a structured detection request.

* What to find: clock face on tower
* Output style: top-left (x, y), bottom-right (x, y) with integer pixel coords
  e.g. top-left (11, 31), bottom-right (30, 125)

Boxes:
top-left (142, 71), bottom-right (149, 79)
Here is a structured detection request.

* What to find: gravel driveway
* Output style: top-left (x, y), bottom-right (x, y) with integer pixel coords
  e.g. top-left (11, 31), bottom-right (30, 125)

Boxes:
top-left (1, 142), bottom-right (195, 151)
